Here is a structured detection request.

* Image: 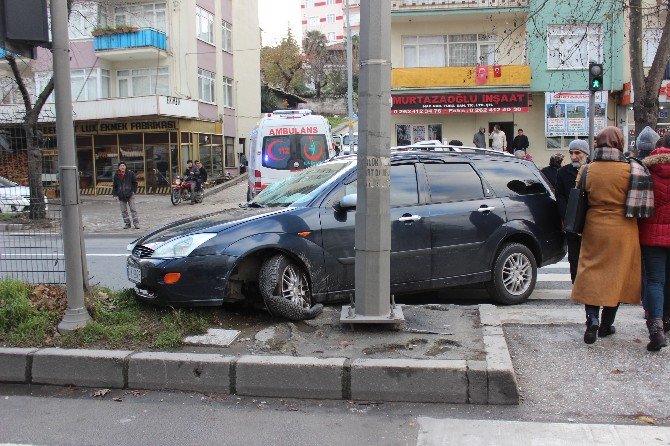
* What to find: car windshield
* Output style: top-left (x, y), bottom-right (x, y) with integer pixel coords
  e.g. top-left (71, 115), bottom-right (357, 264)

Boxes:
top-left (342, 134), bottom-right (358, 146)
top-left (0, 176), bottom-right (18, 187)
top-left (252, 160), bottom-right (354, 208)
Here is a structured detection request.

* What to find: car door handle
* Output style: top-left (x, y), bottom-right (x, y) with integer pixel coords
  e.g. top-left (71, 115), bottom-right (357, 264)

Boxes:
top-left (477, 206), bottom-right (496, 213)
top-left (398, 214), bottom-right (421, 222)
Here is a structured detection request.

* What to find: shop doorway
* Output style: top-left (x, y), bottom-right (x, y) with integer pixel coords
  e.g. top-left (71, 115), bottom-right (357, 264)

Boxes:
top-left (489, 121), bottom-right (514, 152)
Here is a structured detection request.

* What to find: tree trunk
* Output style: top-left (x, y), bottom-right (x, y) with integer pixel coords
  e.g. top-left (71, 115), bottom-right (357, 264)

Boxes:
top-left (23, 123), bottom-right (47, 220)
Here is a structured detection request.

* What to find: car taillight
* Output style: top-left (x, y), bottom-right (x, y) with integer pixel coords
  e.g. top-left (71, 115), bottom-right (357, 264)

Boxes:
top-left (254, 170), bottom-right (262, 193)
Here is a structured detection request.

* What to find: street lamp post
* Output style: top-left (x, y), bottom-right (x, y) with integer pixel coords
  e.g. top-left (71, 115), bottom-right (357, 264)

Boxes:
top-left (340, 0), bottom-right (403, 325)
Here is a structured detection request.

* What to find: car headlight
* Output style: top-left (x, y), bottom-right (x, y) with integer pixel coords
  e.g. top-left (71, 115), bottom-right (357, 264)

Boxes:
top-left (151, 233), bottom-right (217, 258)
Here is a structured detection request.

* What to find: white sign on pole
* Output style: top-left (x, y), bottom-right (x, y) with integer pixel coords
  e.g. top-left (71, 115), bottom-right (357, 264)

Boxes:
top-left (545, 91), bottom-right (608, 137)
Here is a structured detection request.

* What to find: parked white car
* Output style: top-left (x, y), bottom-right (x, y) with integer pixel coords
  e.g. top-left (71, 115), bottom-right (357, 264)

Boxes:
top-left (0, 175), bottom-right (31, 213)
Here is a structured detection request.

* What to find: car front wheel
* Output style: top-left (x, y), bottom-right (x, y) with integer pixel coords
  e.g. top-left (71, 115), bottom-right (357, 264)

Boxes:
top-left (259, 254), bottom-right (313, 320)
top-left (486, 242), bottom-right (537, 305)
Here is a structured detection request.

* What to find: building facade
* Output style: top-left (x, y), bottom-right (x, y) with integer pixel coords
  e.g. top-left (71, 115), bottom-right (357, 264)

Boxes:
top-left (389, 0), bottom-right (630, 167)
top-left (0, 0), bottom-right (261, 195)
top-left (301, 0), bottom-right (359, 44)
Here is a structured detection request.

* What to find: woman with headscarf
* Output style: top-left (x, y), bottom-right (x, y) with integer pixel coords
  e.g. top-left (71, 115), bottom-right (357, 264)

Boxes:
top-left (571, 127), bottom-right (654, 344)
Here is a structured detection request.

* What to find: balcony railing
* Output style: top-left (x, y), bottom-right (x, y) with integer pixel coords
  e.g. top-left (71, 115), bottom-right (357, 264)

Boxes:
top-left (94, 28), bottom-right (167, 52)
top-left (392, 0), bottom-right (528, 11)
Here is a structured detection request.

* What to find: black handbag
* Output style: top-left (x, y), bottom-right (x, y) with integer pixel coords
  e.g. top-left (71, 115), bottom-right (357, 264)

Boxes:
top-left (564, 165), bottom-right (589, 234)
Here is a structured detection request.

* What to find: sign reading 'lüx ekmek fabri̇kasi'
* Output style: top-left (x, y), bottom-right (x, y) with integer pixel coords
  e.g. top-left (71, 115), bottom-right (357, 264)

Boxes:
top-left (391, 92), bottom-right (530, 115)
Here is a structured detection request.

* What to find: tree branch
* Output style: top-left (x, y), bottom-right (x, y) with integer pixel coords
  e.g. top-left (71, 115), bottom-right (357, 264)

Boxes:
top-left (6, 54), bottom-right (34, 112)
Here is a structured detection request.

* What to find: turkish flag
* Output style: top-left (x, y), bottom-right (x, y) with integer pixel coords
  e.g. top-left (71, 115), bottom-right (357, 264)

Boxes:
top-left (493, 66), bottom-right (502, 78)
top-left (475, 66), bottom-right (488, 85)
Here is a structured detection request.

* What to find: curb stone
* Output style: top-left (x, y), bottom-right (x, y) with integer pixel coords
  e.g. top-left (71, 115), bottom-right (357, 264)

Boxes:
top-left (203, 174), bottom-right (247, 198)
top-left (0, 306), bottom-right (520, 404)
top-left (479, 304), bottom-right (520, 405)
top-left (0, 348), bottom-right (37, 383)
top-left (31, 348), bottom-right (132, 388)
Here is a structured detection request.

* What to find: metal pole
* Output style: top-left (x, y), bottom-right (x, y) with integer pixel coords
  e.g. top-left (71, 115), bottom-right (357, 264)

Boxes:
top-left (588, 90), bottom-right (596, 157)
top-left (52, 0), bottom-right (92, 331)
top-left (346, 0), bottom-right (354, 147)
top-left (340, 0), bottom-right (403, 324)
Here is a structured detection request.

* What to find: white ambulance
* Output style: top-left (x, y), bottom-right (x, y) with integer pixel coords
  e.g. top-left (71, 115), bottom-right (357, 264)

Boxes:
top-left (247, 110), bottom-right (335, 200)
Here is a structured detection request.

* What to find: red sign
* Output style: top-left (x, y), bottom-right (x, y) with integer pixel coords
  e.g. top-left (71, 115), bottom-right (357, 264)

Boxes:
top-left (392, 92), bottom-right (530, 115)
top-left (475, 66), bottom-right (488, 85)
top-left (493, 66), bottom-right (502, 78)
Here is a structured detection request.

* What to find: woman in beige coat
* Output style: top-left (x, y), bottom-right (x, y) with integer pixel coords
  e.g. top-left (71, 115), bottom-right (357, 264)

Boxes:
top-left (571, 127), bottom-right (654, 344)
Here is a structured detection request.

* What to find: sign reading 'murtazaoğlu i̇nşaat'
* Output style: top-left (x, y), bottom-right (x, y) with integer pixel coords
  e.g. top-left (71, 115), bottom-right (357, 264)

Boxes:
top-left (391, 92), bottom-right (530, 114)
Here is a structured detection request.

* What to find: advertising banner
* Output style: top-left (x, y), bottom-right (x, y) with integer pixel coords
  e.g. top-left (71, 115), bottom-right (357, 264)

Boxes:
top-left (545, 92), bottom-right (608, 136)
top-left (392, 92), bottom-right (529, 115)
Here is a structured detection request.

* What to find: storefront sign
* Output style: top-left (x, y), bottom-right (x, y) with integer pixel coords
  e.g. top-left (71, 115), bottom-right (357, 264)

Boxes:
top-left (39, 120), bottom-right (178, 135)
top-left (545, 92), bottom-right (608, 137)
top-left (391, 92), bottom-right (529, 115)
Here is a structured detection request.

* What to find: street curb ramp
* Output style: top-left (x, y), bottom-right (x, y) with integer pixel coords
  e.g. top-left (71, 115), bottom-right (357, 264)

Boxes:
top-left (0, 305), bottom-right (519, 405)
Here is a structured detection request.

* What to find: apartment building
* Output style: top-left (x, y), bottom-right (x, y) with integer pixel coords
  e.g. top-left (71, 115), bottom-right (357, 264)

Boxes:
top-left (389, 0), bottom-right (628, 167)
top-left (301, 0), bottom-right (359, 44)
top-left (0, 0), bottom-right (261, 195)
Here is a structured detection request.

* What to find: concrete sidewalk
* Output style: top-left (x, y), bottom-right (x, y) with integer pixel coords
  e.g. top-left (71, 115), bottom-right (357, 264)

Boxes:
top-left (80, 175), bottom-right (248, 234)
top-left (416, 418), bottom-right (670, 445)
top-left (0, 304), bottom-right (518, 405)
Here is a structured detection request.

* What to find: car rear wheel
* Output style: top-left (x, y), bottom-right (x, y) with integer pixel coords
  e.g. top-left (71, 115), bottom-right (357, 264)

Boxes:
top-left (259, 254), bottom-right (313, 319)
top-left (486, 242), bottom-right (537, 305)
top-left (171, 189), bottom-right (182, 205)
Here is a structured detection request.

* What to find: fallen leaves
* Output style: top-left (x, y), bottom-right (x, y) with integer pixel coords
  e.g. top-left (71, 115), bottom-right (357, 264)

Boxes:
top-left (92, 388), bottom-right (111, 398)
top-left (636, 415), bottom-right (656, 425)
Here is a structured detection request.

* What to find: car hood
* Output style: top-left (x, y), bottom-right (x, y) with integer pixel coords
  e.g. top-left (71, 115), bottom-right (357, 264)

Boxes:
top-left (136, 206), bottom-right (293, 246)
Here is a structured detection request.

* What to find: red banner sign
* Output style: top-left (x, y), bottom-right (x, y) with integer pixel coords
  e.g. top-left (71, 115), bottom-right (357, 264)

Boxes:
top-left (392, 92), bottom-right (529, 115)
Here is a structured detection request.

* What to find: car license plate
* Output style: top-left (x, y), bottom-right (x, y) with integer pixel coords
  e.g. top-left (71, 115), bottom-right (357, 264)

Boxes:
top-left (127, 265), bottom-right (142, 283)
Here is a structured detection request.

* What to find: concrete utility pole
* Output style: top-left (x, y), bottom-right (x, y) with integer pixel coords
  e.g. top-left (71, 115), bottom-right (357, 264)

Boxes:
top-left (346, 0), bottom-right (354, 147)
top-left (340, 0), bottom-right (403, 324)
top-left (51, 0), bottom-right (92, 331)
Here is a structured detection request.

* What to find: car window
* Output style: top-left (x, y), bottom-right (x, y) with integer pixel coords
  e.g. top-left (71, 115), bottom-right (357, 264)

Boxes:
top-left (425, 163), bottom-right (484, 203)
top-left (341, 164), bottom-right (419, 207)
top-left (477, 161), bottom-right (548, 197)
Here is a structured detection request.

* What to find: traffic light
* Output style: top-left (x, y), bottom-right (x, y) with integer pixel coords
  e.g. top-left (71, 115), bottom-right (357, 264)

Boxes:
top-left (589, 62), bottom-right (603, 92)
top-left (0, 0), bottom-right (50, 58)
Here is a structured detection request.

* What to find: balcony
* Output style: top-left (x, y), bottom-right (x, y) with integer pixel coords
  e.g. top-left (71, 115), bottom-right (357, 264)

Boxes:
top-left (94, 28), bottom-right (167, 62)
top-left (392, 65), bottom-right (531, 90)
top-left (392, 0), bottom-right (528, 13)
top-left (0, 95), bottom-right (199, 124)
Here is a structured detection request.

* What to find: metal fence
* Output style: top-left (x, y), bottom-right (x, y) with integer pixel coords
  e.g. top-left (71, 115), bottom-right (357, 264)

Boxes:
top-left (0, 197), bottom-right (66, 285)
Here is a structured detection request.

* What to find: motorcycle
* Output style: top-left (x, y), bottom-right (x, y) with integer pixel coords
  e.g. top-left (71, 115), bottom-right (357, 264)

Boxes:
top-left (171, 176), bottom-right (204, 205)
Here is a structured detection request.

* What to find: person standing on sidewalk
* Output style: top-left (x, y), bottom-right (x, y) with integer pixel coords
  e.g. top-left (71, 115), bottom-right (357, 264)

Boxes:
top-left (555, 140), bottom-right (590, 283)
top-left (636, 126), bottom-right (661, 159)
top-left (639, 135), bottom-right (670, 351)
top-left (490, 125), bottom-right (507, 152)
top-left (512, 129), bottom-right (530, 154)
top-left (540, 153), bottom-right (564, 189)
top-left (112, 162), bottom-right (140, 230)
top-left (571, 127), bottom-right (653, 344)
top-left (473, 127), bottom-right (487, 148)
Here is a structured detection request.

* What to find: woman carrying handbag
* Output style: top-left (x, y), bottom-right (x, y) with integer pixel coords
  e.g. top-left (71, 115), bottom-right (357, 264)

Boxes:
top-left (570, 127), bottom-right (654, 344)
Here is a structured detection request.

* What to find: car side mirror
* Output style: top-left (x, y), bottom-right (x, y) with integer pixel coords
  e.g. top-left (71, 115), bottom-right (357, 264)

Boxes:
top-left (335, 193), bottom-right (357, 211)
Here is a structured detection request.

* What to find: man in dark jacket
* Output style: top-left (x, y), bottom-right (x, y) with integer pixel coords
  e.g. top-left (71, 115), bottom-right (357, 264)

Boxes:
top-left (195, 160), bottom-right (207, 191)
top-left (512, 129), bottom-right (530, 153)
top-left (555, 139), bottom-right (589, 282)
top-left (540, 153), bottom-right (564, 189)
top-left (473, 127), bottom-right (487, 148)
top-left (112, 162), bottom-right (139, 229)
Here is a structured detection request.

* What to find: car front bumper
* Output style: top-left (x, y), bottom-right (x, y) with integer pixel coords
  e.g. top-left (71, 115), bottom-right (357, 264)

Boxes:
top-left (127, 254), bottom-right (237, 306)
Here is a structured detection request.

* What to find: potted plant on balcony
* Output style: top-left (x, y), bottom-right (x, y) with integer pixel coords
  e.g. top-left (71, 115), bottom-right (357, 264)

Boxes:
top-left (92, 26), bottom-right (139, 36)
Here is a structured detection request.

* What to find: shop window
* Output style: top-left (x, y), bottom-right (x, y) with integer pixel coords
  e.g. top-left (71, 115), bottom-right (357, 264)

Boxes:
top-left (199, 134), bottom-right (213, 175)
top-left (119, 133), bottom-right (145, 187)
top-left (198, 69), bottom-right (216, 103)
top-left (402, 34), bottom-right (496, 68)
top-left (145, 132), bottom-right (170, 192)
top-left (76, 136), bottom-right (94, 189)
top-left (117, 67), bottom-right (168, 98)
top-left (211, 135), bottom-right (224, 177)
top-left (225, 136), bottom-right (236, 168)
top-left (180, 133), bottom-right (193, 176)
top-left (395, 124), bottom-right (442, 146)
top-left (170, 132), bottom-right (180, 183)
top-left (94, 134), bottom-right (119, 188)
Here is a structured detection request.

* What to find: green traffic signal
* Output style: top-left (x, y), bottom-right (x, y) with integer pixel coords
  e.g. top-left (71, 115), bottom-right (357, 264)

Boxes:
top-left (589, 63), bottom-right (603, 92)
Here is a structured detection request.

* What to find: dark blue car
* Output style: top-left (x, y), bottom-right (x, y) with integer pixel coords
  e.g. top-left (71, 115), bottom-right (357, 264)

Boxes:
top-left (127, 151), bottom-right (566, 309)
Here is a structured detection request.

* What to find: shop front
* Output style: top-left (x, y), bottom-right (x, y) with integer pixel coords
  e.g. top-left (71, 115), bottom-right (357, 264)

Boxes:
top-left (37, 118), bottom-right (225, 195)
top-left (391, 91), bottom-right (531, 150)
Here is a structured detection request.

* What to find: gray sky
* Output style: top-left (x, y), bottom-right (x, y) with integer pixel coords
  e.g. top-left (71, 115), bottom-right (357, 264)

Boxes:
top-left (258, 0), bottom-right (303, 47)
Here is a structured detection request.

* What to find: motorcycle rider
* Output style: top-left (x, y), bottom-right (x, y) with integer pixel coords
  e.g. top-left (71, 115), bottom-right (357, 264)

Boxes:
top-left (194, 160), bottom-right (207, 192)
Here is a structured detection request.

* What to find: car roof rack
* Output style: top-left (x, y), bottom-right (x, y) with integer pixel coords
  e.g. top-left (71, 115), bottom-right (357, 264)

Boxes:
top-left (392, 144), bottom-right (514, 157)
